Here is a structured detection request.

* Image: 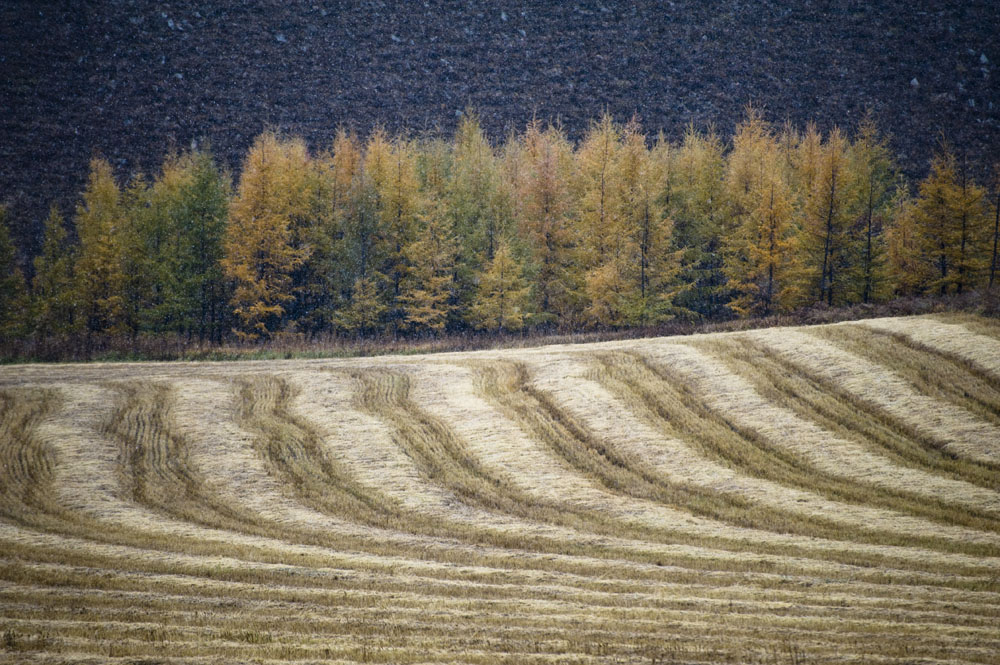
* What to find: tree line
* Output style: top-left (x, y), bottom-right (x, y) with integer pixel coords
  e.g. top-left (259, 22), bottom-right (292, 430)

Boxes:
top-left (2, 109), bottom-right (999, 351)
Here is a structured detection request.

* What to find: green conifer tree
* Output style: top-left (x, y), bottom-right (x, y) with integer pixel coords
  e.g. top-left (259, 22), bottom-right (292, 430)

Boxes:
top-left (31, 205), bottom-right (76, 339)
top-left (0, 205), bottom-right (30, 344)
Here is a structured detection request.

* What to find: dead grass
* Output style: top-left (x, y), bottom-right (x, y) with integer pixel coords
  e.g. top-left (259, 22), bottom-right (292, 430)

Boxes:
top-left (1, 314), bottom-right (1000, 663)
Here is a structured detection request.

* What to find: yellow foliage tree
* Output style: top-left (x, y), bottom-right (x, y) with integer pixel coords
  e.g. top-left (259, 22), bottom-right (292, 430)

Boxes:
top-left (793, 127), bottom-right (852, 306)
top-left (73, 158), bottom-right (127, 340)
top-left (401, 204), bottom-right (456, 333)
top-left (515, 120), bottom-right (580, 326)
top-left (909, 147), bottom-right (990, 294)
top-left (584, 120), bottom-right (676, 326)
top-left (469, 239), bottom-right (531, 332)
top-left (222, 132), bottom-right (313, 340)
top-left (724, 108), bottom-right (796, 315)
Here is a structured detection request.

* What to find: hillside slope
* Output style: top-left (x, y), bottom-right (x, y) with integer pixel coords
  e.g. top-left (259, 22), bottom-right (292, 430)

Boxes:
top-left (2, 1), bottom-right (999, 250)
top-left (1, 313), bottom-right (999, 662)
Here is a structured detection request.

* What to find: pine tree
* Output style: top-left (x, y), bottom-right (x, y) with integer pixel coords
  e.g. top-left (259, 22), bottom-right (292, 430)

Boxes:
top-left (222, 132), bottom-right (313, 340)
top-left (119, 173), bottom-right (155, 340)
top-left (142, 149), bottom-right (230, 341)
top-left (31, 205), bottom-right (76, 339)
top-left (0, 205), bottom-right (30, 343)
top-left (336, 130), bottom-right (383, 327)
top-left (629, 129), bottom-right (677, 324)
top-left (886, 186), bottom-right (922, 295)
top-left (367, 131), bottom-right (423, 330)
top-left (336, 276), bottom-right (386, 335)
top-left (179, 150), bottom-right (230, 341)
top-left (468, 239), bottom-right (530, 332)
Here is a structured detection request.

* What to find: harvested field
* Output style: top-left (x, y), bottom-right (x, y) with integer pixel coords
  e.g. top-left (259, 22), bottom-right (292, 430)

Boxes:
top-left (1, 314), bottom-right (999, 664)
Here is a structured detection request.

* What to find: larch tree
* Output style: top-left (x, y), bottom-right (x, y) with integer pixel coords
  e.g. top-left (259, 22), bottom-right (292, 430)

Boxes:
top-left (143, 149), bottom-right (231, 341)
top-left (337, 275), bottom-right (385, 335)
top-left (668, 126), bottom-right (729, 320)
top-left (119, 173), bottom-right (156, 340)
top-left (792, 122), bottom-right (824, 198)
top-left (577, 114), bottom-right (628, 326)
top-left (73, 158), bottom-right (128, 342)
top-left (447, 113), bottom-right (513, 316)
top-left (629, 130), bottom-right (677, 324)
top-left (845, 113), bottom-right (896, 303)
top-left (793, 127), bottom-right (852, 306)
top-left (468, 238), bottom-right (531, 332)
top-left (576, 113), bottom-right (623, 271)
top-left (910, 147), bottom-right (990, 294)
top-left (177, 149), bottom-right (230, 341)
top-left (334, 130), bottom-right (384, 334)
top-left (31, 205), bottom-right (76, 339)
top-left (222, 132), bottom-right (313, 340)
top-left (592, 120), bottom-right (676, 326)
top-left (401, 202), bottom-right (457, 334)
top-left (886, 188), bottom-right (923, 295)
top-left (367, 131), bottom-right (423, 330)
top-left (0, 205), bottom-right (29, 342)
top-left (724, 108), bottom-right (796, 316)
top-left (516, 120), bottom-right (580, 326)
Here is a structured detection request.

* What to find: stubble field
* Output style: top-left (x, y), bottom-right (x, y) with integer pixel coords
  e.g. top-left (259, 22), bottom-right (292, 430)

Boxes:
top-left (1, 313), bottom-right (999, 664)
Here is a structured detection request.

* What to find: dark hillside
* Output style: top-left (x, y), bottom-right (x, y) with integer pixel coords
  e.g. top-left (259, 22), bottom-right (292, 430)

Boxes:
top-left (2, 1), bottom-right (998, 253)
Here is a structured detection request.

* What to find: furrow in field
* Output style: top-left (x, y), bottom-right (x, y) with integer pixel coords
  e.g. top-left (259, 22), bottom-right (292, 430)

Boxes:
top-left (3, 565), bottom-right (998, 657)
top-left (707, 330), bottom-right (1000, 495)
top-left (5, 580), bottom-right (997, 640)
top-left (518, 352), bottom-right (1000, 564)
top-left (865, 316), bottom-right (1000, 380)
top-left (346, 365), bottom-right (1000, 579)
top-left (3, 315), bottom-right (1000, 664)
top-left (10, 468), bottom-right (992, 621)
top-left (237, 370), bottom-right (949, 582)
top-left (17, 382), bottom-right (663, 593)
top-left (5, 530), bottom-right (998, 623)
top-left (941, 312), bottom-right (1000, 340)
top-left (4, 605), bottom-right (998, 665)
top-left (589, 347), bottom-right (1000, 561)
top-left (811, 324), bottom-right (1000, 431)
top-left (748, 327), bottom-right (1000, 467)
top-left (638, 338), bottom-right (1000, 531)
top-left (291, 369), bottom-right (715, 560)
top-left (0, 388), bottom-right (61, 527)
top-left (8, 588), bottom-right (996, 650)
top-left (8, 521), bottom-right (999, 630)
top-left (8, 372), bottom-right (1000, 591)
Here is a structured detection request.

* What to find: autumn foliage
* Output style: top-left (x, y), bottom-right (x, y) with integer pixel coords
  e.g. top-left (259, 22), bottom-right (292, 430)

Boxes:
top-left (2, 111), bottom-right (999, 352)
